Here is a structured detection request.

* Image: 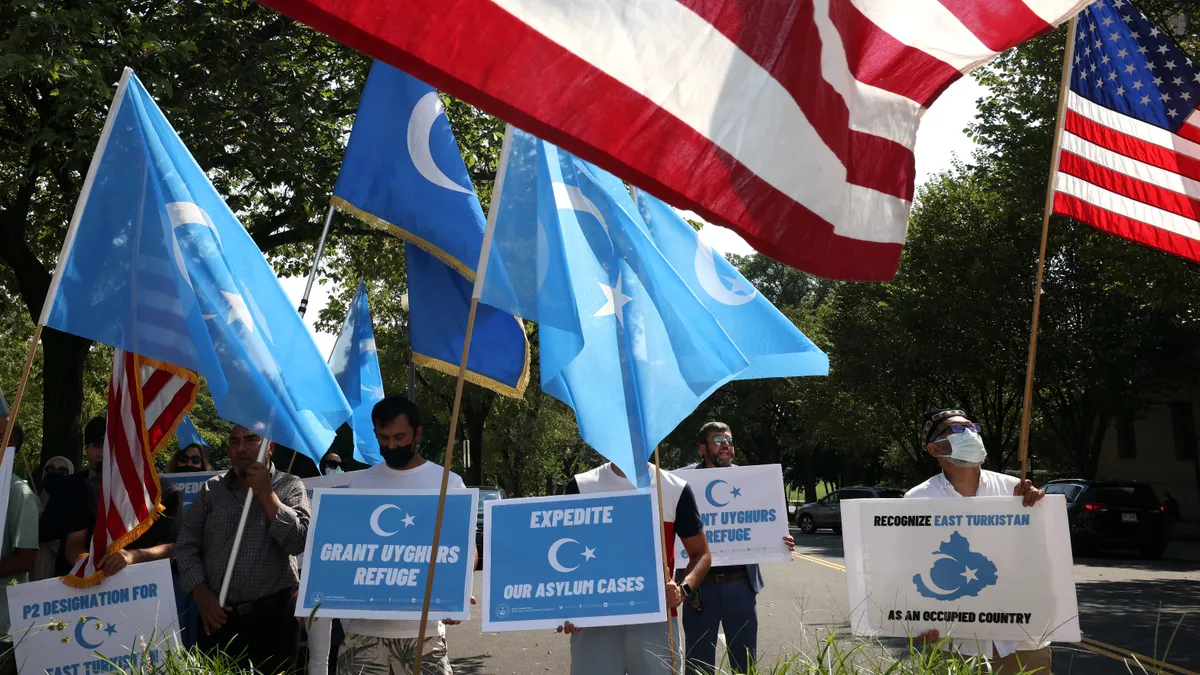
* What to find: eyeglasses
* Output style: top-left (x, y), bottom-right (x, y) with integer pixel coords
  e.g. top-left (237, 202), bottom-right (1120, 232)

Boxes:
top-left (712, 435), bottom-right (734, 447)
top-left (180, 454), bottom-right (203, 466)
top-left (946, 423), bottom-right (981, 435)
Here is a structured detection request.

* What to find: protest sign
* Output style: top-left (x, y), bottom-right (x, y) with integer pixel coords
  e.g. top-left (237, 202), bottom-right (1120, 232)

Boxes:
top-left (297, 488), bottom-right (478, 620)
top-left (7, 558), bottom-right (178, 674)
top-left (843, 495), bottom-right (1080, 643)
top-left (160, 471), bottom-right (221, 513)
top-left (482, 491), bottom-right (665, 632)
top-left (672, 465), bottom-right (791, 568)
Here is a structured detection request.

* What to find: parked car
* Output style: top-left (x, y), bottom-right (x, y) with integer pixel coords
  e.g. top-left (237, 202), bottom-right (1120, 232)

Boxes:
top-left (1042, 479), bottom-right (1167, 559)
top-left (470, 487), bottom-right (507, 568)
top-left (793, 486), bottom-right (905, 534)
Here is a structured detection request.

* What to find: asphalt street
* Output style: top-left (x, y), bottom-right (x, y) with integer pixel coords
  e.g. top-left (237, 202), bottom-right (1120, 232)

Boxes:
top-left (444, 528), bottom-right (1200, 674)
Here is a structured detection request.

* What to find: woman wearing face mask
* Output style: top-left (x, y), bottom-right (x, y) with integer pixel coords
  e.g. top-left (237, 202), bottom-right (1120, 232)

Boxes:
top-left (168, 443), bottom-right (212, 473)
top-left (34, 457), bottom-right (74, 581)
top-left (905, 409), bottom-right (1048, 674)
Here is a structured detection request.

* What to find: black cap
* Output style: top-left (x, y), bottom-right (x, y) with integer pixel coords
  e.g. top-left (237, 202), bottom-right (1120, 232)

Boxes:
top-left (921, 408), bottom-right (969, 445)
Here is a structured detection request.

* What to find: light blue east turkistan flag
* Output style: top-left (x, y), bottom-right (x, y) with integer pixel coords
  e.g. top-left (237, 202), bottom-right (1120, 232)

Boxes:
top-left (334, 61), bottom-right (529, 397)
top-left (631, 189), bottom-right (829, 385)
top-left (40, 68), bottom-right (352, 463)
top-left (175, 414), bottom-right (206, 448)
top-left (480, 129), bottom-right (756, 489)
top-left (328, 282), bottom-right (386, 465)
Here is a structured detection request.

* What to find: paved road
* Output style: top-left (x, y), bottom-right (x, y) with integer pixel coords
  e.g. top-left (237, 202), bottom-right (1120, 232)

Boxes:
top-left (445, 529), bottom-right (1200, 674)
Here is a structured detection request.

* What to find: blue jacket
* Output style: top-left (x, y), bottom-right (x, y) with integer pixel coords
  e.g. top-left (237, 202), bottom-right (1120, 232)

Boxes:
top-left (678, 461), bottom-right (765, 594)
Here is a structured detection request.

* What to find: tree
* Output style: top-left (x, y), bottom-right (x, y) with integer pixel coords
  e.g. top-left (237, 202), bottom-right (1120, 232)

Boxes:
top-left (1, 1), bottom-right (375, 466)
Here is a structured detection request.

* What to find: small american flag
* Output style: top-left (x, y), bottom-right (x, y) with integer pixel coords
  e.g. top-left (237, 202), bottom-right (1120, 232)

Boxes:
top-left (1053, 0), bottom-right (1200, 261)
top-left (64, 349), bottom-right (197, 587)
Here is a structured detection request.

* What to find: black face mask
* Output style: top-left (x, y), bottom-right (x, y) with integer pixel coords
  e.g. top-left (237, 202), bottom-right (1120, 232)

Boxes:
top-left (42, 472), bottom-right (66, 493)
top-left (175, 465), bottom-right (204, 473)
top-left (380, 442), bottom-right (416, 469)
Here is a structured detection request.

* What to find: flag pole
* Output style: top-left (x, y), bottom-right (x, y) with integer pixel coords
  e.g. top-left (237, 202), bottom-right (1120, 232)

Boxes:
top-left (298, 205), bottom-right (337, 317)
top-left (0, 325), bottom-right (44, 473)
top-left (1017, 16), bottom-right (1079, 483)
top-left (653, 447), bottom-right (679, 674)
top-left (412, 126), bottom-right (513, 672)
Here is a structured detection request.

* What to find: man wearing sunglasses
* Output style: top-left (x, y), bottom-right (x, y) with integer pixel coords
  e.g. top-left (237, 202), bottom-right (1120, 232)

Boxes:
top-left (907, 409), bottom-right (1048, 673)
top-left (677, 422), bottom-right (794, 674)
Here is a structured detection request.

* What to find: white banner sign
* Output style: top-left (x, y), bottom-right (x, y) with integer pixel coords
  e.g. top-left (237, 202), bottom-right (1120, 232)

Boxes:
top-left (0, 447), bottom-right (15, 550)
top-left (672, 465), bottom-right (792, 568)
top-left (8, 559), bottom-right (179, 674)
top-left (843, 496), bottom-right (1080, 643)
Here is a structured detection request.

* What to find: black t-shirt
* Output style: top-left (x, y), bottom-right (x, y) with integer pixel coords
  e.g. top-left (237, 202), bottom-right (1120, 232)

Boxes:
top-left (39, 472), bottom-right (101, 575)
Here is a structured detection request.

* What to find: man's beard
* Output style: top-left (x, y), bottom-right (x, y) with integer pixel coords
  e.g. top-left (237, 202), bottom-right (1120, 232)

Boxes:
top-left (706, 449), bottom-right (732, 467)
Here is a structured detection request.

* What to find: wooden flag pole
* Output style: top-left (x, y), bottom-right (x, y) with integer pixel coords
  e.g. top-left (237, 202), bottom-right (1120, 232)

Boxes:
top-left (1017, 16), bottom-right (1079, 483)
top-left (653, 448), bottom-right (679, 675)
top-left (0, 325), bottom-right (45, 474)
top-left (413, 125), bottom-right (513, 672)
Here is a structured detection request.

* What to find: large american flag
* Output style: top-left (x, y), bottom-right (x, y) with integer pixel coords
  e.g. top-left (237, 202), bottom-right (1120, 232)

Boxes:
top-left (258, 0), bottom-right (1087, 280)
top-left (64, 349), bottom-right (197, 587)
top-left (1053, 0), bottom-right (1200, 261)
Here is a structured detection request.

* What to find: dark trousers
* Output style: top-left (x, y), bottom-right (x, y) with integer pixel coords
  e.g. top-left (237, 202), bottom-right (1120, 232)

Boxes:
top-left (199, 588), bottom-right (298, 673)
top-left (681, 576), bottom-right (758, 674)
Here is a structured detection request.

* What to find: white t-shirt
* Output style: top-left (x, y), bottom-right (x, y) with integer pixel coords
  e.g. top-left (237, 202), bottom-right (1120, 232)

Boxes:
top-left (905, 470), bottom-right (1047, 658)
top-left (341, 461), bottom-right (467, 640)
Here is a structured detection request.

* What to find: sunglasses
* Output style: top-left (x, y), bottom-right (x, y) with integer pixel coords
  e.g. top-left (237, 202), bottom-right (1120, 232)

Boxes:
top-left (322, 461), bottom-right (342, 471)
top-left (712, 435), bottom-right (734, 447)
top-left (180, 454), bottom-right (203, 466)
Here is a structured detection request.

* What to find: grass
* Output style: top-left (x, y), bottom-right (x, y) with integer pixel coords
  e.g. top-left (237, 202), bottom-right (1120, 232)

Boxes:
top-left (788, 482), bottom-right (832, 503)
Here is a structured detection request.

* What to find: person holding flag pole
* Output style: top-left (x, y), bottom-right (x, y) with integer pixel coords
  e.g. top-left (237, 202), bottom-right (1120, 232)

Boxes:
top-left (1, 65), bottom-right (351, 668)
top-left (1015, 0), bottom-right (1200, 480)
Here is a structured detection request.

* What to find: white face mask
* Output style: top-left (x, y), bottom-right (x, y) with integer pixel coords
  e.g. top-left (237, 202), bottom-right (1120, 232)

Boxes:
top-left (946, 429), bottom-right (987, 464)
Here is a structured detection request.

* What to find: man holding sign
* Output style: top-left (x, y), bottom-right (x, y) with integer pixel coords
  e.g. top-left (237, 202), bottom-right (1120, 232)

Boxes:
top-left (907, 409), bottom-right (1049, 673)
top-left (557, 461), bottom-right (711, 675)
top-left (334, 396), bottom-right (475, 675)
top-left (677, 422), bottom-right (794, 674)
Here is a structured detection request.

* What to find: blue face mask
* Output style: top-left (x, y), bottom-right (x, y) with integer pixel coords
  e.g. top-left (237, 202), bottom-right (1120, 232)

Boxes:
top-left (946, 429), bottom-right (987, 464)
top-left (322, 464), bottom-right (344, 475)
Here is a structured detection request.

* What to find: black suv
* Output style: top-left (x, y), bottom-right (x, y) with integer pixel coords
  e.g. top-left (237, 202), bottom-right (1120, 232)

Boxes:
top-left (1042, 479), bottom-right (1168, 559)
top-left (470, 487), bottom-right (507, 569)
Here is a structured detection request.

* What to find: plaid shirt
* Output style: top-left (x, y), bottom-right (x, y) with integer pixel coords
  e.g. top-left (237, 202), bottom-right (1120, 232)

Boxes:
top-left (176, 466), bottom-right (309, 604)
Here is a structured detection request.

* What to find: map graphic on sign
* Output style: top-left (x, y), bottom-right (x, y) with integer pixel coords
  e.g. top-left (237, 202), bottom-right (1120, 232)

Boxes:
top-left (913, 531), bottom-right (998, 601)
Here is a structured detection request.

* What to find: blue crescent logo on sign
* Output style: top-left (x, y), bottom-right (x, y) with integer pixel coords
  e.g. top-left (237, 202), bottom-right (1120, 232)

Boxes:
top-left (74, 617), bottom-right (114, 650)
top-left (705, 480), bottom-right (741, 508)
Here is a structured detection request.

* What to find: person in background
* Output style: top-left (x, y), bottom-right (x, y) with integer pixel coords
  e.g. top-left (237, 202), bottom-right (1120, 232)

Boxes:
top-left (1163, 492), bottom-right (1180, 523)
top-left (169, 443), bottom-right (212, 473)
top-left (319, 451), bottom-right (344, 475)
top-left (33, 456), bottom-right (74, 581)
top-left (39, 415), bottom-right (105, 576)
top-left (678, 421), bottom-right (794, 674)
top-left (0, 421), bottom-right (43, 674)
top-left (908, 409), bottom-right (1048, 674)
top-left (334, 396), bottom-right (473, 675)
top-left (558, 460), bottom-right (712, 675)
top-left (176, 423), bottom-right (309, 672)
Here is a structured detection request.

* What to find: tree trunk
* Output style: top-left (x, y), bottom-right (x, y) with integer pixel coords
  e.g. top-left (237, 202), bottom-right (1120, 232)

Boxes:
top-left (39, 328), bottom-right (92, 469)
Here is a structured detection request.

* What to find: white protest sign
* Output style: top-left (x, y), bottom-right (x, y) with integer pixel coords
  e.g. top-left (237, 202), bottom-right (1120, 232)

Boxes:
top-left (672, 465), bottom-right (791, 568)
top-left (8, 558), bottom-right (179, 674)
top-left (843, 495), bottom-right (1080, 643)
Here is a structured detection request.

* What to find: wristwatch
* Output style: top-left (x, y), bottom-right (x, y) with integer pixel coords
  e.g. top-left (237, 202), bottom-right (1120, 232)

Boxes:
top-left (680, 583), bottom-right (693, 598)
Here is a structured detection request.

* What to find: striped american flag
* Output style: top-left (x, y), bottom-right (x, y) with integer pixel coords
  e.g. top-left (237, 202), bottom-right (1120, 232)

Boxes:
top-left (64, 349), bottom-right (197, 587)
top-left (259, 0), bottom-right (1088, 281)
top-left (1052, 0), bottom-right (1200, 261)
